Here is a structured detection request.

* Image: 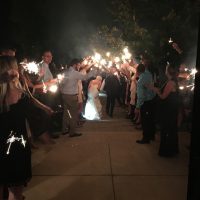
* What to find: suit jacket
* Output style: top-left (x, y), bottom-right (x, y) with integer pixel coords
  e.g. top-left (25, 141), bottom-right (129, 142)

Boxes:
top-left (104, 74), bottom-right (120, 96)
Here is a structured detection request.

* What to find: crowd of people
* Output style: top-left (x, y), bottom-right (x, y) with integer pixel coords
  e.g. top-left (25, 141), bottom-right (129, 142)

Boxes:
top-left (0, 44), bottom-right (192, 199)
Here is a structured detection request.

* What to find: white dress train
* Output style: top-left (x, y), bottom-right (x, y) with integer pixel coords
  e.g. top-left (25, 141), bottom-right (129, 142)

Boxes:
top-left (84, 84), bottom-right (102, 120)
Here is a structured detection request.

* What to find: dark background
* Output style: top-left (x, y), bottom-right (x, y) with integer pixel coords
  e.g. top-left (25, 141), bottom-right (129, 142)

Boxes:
top-left (0, 0), bottom-right (112, 63)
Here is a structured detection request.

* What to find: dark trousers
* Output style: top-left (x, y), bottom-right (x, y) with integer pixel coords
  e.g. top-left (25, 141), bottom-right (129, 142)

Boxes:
top-left (106, 95), bottom-right (116, 117)
top-left (140, 99), bottom-right (156, 141)
top-left (159, 116), bottom-right (179, 156)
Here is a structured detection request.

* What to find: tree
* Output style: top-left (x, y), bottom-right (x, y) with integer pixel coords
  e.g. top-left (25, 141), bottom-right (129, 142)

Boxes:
top-left (90, 0), bottom-right (199, 65)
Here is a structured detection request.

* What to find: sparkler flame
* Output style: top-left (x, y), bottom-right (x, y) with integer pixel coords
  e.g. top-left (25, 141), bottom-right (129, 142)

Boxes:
top-left (23, 62), bottom-right (39, 74)
top-left (57, 73), bottom-right (64, 82)
top-left (42, 80), bottom-right (47, 93)
top-left (169, 37), bottom-right (173, 43)
top-left (106, 52), bottom-right (111, 57)
top-left (48, 84), bottom-right (58, 93)
top-left (114, 57), bottom-right (120, 63)
top-left (6, 131), bottom-right (26, 155)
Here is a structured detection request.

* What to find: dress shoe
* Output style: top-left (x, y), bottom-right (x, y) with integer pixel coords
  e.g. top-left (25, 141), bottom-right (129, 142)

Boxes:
top-left (69, 133), bottom-right (82, 137)
top-left (51, 133), bottom-right (60, 139)
top-left (136, 139), bottom-right (150, 144)
top-left (62, 128), bottom-right (70, 135)
top-left (62, 131), bottom-right (69, 135)
top-left (150, 136), bottom-right (155, 141)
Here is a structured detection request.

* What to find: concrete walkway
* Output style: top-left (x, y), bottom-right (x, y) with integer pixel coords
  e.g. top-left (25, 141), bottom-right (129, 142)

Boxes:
top-left (24, 98), bottom-right (190, 200)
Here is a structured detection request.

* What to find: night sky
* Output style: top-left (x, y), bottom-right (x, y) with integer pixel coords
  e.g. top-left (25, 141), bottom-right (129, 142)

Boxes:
top-left (0, 0), bottom-right (113, 63)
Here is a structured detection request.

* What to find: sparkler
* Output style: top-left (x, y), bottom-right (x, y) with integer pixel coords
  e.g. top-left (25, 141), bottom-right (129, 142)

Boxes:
top-left (114, 57), bottom-right (120, 63)
top-left (42, 80), bottom-right (47, 93)
top-left (67, 109), bottom-right (72, 119)
top-left (106, 52), bottom-right (110, 57)
top-left (179, 67), bottom-right (197, 91)
top-left (48, 84), bottom-right (58, 93)
top-left (6, 131), bottom-right (26, 155)
top-left (108, 61), bottom-right (113, 68)
top-left (94, 53), bottom-right (101, 63)
top-left (168, 37), bottom-right (173, 43)
top-left (22, 62), bottom-right (39, 74)
top-left (57, 73), bottom-right (64, 83)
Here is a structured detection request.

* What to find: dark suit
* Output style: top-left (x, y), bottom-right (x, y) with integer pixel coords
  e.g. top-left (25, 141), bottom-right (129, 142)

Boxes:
top-left (104, 74), bottom-right (120, 117)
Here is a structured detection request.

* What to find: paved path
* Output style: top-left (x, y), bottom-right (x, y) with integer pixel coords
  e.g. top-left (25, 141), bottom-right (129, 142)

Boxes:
top-left (25, 97), bottom-right (190, 200)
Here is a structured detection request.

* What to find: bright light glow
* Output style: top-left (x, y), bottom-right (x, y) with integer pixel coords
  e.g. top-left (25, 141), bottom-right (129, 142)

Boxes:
top-left (106, 52), bottom-right (110, 57)
top-left (83, 59), bottom-right (88, 65)
top-left (116, 64), bottom-right (120, 69)
top-left (94, 53), bottom-right (101, 62)
top-left (123, 47), bottom-right (129, 54)
top-left (42, 80), bottom-right (47, 93)
top-left (23, 62), bottom-right (39, 74)
top-left (108, 61), bottom-right (113, 68)
top-left (57, 73), bottom-right (64, 81)
top-left (48, 84), bottom-right (58, 93)
top-left (6, 131), bottom-right (26, 155)
top-left (100, 59), bottom-right (106, 65)
top-left (124, 52), bottom-right (132, 59)
top-left (114, 57), bottom-right (120, 63)
top-left (169, 37), bottom-right (173, 43)
top-left (190, 68), bottom-right (197, 75)
top-left (179, 86), bottom-right (185, 90)
top-left (83, 100), bottom-right (100, 120)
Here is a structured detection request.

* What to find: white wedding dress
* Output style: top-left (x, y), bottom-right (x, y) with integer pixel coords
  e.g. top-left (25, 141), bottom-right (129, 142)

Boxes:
top-left (84, 83), bottom-right (102, 120)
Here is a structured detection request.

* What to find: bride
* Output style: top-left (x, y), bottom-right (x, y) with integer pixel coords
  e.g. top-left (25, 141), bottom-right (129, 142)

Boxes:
top-left (84, 76), bottom-right (103, 120)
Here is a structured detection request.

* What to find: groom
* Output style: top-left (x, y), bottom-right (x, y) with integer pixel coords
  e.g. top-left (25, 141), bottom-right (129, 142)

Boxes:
top-left (104, 66), bottom-right (121, 117)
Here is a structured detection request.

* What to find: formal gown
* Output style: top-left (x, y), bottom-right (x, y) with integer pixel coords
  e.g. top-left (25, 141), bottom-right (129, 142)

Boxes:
top-left (84, 83), bottom-right (102, 120)
top-left (0, 96), bottom-right (32, 186)
top-left (158, 84), bottom-right (179, 157)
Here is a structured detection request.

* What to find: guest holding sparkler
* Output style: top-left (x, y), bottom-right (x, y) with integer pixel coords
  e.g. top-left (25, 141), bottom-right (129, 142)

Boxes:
top-left (0, 56), bottom-right (32, 200)
top-left (31, 50), bottom-right (57, 105)
top-left (148, 64), bottom-right (180, 157)
top-left (26, 50), bottom-right (60, 139)
top-left (60, 58), bottom-right (97, 137)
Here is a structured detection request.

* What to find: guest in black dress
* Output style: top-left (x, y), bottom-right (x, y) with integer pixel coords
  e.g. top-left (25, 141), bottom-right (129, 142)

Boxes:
top-left (149, 64), bottom-right (179, 157)
top-left (0, 56), bottom-right (53, 199)
top-left (0, 56), bottom-right (32, 200)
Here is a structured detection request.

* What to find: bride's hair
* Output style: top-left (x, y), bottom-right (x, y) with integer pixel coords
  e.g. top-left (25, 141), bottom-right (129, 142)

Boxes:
top-left (96, 76), bottom-right (102, 81)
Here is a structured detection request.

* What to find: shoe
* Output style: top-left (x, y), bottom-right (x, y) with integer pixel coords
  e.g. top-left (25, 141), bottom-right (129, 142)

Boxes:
top-left (150, 136), bottom-right (155, 141)
top-left (62, 128), bottom-right (70, 135)
top-left (62, 127), bottom-right (70, 135)
top-left (51, 133), bottom-right (60, 139)
top-left (136, 139), bottom-right (150, 144)
top-left (62, 131), bottom-right (69, 135)
top-left (69, 133), bottom-right (82, 137)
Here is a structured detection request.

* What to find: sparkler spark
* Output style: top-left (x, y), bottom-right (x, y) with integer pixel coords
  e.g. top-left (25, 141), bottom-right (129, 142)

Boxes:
top-left (48, 84), bottom-right (58, 93)
top-left (106, 52), bottom-right (111, 57)
top-left (23, 62), bottom-right (39, 74)
top-left (169, 37), bottom-right (173, 43)
top-left (6, 131), bottom-right (27, 155)
top-left (42, 80), bottom-right (47, 93)
top-left (114, 57), bottom-right (120, 63)
top-left (67, 109), bottom-right (72, 119)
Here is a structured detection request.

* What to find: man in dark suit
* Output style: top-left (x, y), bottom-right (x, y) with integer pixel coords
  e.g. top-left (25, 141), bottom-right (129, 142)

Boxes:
top-left (104, 66), bottom-right (121, 117)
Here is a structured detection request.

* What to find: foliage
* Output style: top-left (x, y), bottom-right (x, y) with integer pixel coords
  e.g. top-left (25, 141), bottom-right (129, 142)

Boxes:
top-left (90, 0), bottom-right (199, 64)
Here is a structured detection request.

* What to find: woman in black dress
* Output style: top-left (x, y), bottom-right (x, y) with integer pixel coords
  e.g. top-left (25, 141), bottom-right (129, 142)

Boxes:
top-left (0, 56), bottom-right (53, 199)
top-left (150, 65), bottom-right (179, 157)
